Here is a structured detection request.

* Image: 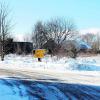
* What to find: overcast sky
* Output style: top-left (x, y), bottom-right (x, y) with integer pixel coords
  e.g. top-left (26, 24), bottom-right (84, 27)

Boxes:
top-left (0, 0), bottom-right (100, 40)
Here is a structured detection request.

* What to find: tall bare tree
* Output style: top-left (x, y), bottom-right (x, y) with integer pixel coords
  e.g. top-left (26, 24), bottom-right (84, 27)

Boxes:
top-left (32, 18), bottom-right (77, 47)
top-left (32, 21), bottom-right (48, 49)
top-left (0, 3), bottom-right (11, 61)
top-left (46, 18), bottom-right (77, 46)
top-left (31, 18), bottom-right (78, 56)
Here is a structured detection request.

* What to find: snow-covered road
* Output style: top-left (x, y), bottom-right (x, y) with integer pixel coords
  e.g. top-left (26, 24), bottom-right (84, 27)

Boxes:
top-left (0, 68), bottom-right (100, 86)
top-left (0, 76), bottom-right (100, 100)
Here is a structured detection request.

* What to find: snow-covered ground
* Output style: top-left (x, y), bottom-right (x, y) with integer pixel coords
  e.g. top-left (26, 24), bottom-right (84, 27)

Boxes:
top-left (0, 54), bottom-right (100, 72)
top-left (0, 54), bottom-right (100, 85)
top-left (0, 54), bottom-right (100, 100)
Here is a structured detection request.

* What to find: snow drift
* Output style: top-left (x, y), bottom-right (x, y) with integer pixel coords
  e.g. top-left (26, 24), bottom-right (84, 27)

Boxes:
top-left (0, 54), bottom-right (100, 72)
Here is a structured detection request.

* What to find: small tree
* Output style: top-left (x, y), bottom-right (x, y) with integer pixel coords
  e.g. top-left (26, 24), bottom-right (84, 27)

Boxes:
top-left (82, 33), bottom-right (100, 53)
top-left (92, 33), bottom-right (100, 53)
top-left (0, 3), bottom-right (11, 61)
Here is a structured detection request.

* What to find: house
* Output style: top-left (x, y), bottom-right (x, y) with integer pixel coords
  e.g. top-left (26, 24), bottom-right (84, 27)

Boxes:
top-left (0, 38), bottom-right (33, 55)
top-left (13, 42), bottom-right (33, 54)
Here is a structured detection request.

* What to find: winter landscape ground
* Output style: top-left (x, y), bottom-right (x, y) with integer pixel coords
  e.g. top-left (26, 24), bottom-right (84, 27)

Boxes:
top-left (0, 54), bottom-right (100, 100)
top-left (0, 0), bottom-right (100, 100)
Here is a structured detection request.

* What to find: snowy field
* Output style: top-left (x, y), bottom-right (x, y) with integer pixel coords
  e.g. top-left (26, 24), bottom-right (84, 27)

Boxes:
top-left (0, 54), bottom-right (100, 72)
top-left (0, 54), bottom-right (100, 100)
top-left (0, 54), bottom-right (100, 85)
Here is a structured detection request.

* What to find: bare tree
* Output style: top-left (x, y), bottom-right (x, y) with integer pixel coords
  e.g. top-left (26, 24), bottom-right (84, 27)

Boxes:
top-left (46, 18), bottom-right (78, 46)
top-left (81, 33), bottom-right (95, 46)
top-left (45, 18), bottom-right (78, 55)
top-left (81, 33), bottom-right (100, 53)
top-left (0, 3), bottom-right (11, 61)
top-left (31, 18), bottom-right (78, 56)
top-left (92, 33), bottom-right (100, 53)
top-left (32, 21), bottom-right (48, 49)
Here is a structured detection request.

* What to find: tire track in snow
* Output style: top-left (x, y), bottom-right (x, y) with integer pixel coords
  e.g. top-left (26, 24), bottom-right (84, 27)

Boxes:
top-left (0, 78), bottom-right (100, 100)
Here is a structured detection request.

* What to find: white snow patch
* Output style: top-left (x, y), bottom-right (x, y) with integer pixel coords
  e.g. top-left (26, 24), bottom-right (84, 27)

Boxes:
top-left (0, 54), bottom-right (100, 72)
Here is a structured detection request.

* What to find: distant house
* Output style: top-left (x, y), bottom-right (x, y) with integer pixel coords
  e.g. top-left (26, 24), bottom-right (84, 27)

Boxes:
top-left (13, 42), bottom-right (33, 54)
top-left (0, 38), bottom-right (33, 55)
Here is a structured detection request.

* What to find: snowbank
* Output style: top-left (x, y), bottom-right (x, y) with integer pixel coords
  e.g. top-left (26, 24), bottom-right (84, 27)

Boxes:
top-left (0, 54), bottom-right (100, 72)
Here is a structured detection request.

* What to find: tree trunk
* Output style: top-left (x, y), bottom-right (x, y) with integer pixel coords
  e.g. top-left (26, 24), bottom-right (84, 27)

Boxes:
top-left (1, 43), bottom-right (4, 61)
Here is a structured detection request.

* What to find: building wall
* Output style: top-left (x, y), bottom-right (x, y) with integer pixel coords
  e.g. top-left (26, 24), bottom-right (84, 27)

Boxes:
top-left (0, 39), bottom-right (33, 55)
